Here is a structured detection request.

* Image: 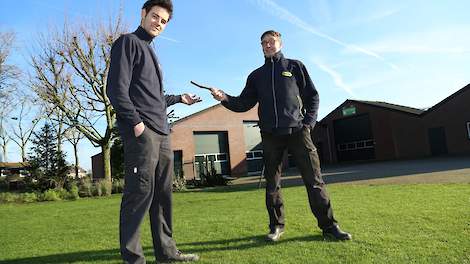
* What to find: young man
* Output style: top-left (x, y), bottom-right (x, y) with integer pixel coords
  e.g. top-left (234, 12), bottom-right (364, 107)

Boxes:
top-left (106, 0), bottom-right (200, 263)
top-left (211, 30), bottom-right (351, 242)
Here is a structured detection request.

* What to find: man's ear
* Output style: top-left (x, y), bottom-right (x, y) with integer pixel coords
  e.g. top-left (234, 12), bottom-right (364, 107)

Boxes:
top-left (140, 9), bottom-right (147, 24)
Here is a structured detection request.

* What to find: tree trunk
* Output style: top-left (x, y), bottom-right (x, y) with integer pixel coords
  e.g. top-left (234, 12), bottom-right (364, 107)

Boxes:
top-left (1, 144), bottom-right (7, 162)
top-left (21, 146), bottom-right (26, 162)
top-left (57, 118), bottom-right (63, 154)
top-left (73, 143), bottom-right (79, 180)
top-left (101, 143), bottom-right (112, 195)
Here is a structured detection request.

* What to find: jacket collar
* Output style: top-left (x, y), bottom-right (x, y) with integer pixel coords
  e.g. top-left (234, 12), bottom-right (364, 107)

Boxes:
top-left (265, 51), bottom-right (284, 64)
top-left (134, 26), bottom-right (154, 44)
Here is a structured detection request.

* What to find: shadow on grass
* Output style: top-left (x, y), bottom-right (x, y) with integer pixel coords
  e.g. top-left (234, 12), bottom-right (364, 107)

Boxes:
top-left (0, 235), bottom-right (328, 263)
top-left (177, 234), bottom-right (325, 253)
top-left (0, 249), bottom-right (122, 264)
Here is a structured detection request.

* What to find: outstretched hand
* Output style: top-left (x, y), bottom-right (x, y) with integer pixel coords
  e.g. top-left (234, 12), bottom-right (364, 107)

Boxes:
top-left (181, 93), bottom-right (202, 105)
top-left (211, 88), bottom-right (228, 102)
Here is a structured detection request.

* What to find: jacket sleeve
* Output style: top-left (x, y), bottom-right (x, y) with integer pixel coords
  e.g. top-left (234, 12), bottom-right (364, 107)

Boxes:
top-left (221, 74), bottom-right (258, 112)
top-left (106, 35), bottom-right (142, 127)
top-left (297, 61), bottom-right (319, 128)
top-left (165, 95), bottom-right (182, 106)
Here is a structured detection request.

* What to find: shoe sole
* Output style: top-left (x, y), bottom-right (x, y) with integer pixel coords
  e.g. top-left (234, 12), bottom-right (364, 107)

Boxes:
top-left (323, 233), bottom-right (352, 241)
top-left (266, 231), bottom-right (285, 242)
top-left (157, 256), bottom-right (200, 263)
top-left (158, 258), bottom-right (199, 263)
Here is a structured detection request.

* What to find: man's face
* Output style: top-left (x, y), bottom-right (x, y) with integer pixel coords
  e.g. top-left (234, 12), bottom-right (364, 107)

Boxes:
top-left (261, 35), bottom-right (282, 58)
top-left (141, 5), bottom-right (170, 38)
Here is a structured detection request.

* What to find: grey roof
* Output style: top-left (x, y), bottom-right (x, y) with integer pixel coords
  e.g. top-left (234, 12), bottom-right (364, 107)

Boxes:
top-left (353, 100), bottom-right (425, 115)
top-left (422, 83), bottom-right (470, 115)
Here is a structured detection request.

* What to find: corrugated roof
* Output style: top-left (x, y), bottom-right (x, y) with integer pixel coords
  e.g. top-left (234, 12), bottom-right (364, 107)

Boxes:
top-left (354, 100), bottom-right (425, 115)
top-left (422, 83), bottom-right (470, 115)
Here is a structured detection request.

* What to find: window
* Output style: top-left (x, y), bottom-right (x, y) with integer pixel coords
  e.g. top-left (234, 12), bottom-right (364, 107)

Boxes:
top-left (365, 140), bottom-right (374, 147)
top-left (246, 150), bottom-right (263, 160)
top-left (253, 151), bottom-right (263, 158)
top-left (217, 154), bottom-right (228, 161)
top-left (467, 122), bottom-right (470, 139)
top-left (338, 139), bottom-right (375, 152)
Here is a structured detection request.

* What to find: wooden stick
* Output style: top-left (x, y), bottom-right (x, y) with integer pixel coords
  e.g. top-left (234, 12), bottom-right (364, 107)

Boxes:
top-left (190, 80), bottom-right (213, 91)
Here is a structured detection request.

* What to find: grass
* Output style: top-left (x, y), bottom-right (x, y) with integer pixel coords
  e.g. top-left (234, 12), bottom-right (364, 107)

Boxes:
top-left (0, 183), bottom-right (469, 264)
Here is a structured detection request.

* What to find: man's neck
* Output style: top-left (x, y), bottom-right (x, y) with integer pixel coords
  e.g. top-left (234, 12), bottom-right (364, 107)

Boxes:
top-left (135, 26), bottom-right (154, 43)
top-left (265, 51), bottom-right (283, 62)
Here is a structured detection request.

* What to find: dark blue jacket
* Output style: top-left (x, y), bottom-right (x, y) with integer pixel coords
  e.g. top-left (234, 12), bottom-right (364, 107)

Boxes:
top-left (222, 52), bottom-right (319, 133)
top-left (107, 26), bottom-right (181, 136)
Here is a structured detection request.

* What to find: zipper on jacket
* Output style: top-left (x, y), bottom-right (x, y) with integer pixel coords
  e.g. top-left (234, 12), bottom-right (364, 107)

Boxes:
top-left (271, 57), bottom-right (279, 128)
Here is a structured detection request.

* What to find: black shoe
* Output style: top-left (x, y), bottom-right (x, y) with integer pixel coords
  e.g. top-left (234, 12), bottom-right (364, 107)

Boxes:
top-left (157, 250), bottom-right (200, 263)
top-left (322, 225), bottom-right (352, 241)
top-left (266, 227), bottom-right (285, 242)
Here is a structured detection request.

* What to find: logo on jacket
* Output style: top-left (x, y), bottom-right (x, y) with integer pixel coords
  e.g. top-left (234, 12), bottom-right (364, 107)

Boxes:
top-left (282, 71), bottom-right (293, 77)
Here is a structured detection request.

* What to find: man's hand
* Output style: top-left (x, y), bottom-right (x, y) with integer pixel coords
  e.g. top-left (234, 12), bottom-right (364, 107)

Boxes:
top-left (181, 93), bottom-right (201, 105)
top-left (211, 88), bottom-right (228, 102)
top-left (134, 122), bottom-right (145, 137)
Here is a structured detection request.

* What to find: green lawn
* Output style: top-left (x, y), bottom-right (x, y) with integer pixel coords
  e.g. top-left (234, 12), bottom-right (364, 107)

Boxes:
top-left (0, 184), bottom-right (469, 264)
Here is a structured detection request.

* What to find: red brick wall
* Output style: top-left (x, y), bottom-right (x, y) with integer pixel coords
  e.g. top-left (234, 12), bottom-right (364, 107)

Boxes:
top-left (314, 101), bottom-right (426, 163)
top-left (170, 104), bottom-right (259, 179)
top-left (314, 85), bottom-right (470, 164)
top-left (422, 87), bottom-right (470, 155)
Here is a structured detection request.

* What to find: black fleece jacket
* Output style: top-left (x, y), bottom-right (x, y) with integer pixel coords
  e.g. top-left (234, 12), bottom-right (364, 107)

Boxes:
top-left (222, 52), bottom-right (319, 133)
top-left (106, 26), bottom-right (181, 136)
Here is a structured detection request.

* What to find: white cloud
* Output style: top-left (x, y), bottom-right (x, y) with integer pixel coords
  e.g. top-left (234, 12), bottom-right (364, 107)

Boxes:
top-left (313, 61), bottom-right (356, 98)
top-left (159, 36), bottom-right (181, 43)
top-left (365, 8), bottom-right (401, 23)
top-left (251, 0), bottom-right (399, 69)
top-left (353, 27), bottom-right (470, 55)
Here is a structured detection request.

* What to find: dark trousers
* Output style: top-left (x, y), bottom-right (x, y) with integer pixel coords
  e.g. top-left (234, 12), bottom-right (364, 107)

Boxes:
top-left (120, 128), bottom-right (177, 264)
top-left (261, 127), bottom-right (337, 231)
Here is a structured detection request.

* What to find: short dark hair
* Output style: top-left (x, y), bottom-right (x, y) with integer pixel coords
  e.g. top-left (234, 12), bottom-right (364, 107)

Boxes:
top-left (142, 0), bottom-right (173, 20)
top-left (260, 30), bottom-right (282, 40)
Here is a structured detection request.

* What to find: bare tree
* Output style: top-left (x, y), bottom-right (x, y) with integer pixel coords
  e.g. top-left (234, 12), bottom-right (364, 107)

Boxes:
top-left (30, 15), bottom-right (127, 187)
top-left (45, 106), bottom-right (68, 155)
top-left (0, 115), bottom-right (10, 162)
top-left (0, 31), bottom-right (21, 161)
top-left (64, 125), bottom-right (85, 180)
top-left (0, 31), bottom-right (20, 111)
top-left (9, 96), bottom-right (41, 162)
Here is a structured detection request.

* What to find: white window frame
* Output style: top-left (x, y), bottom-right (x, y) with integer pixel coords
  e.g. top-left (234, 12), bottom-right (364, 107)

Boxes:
top-left (337, 139), bottom-right (375, 151)
top-left (246, 150), bottom-right (263, 161)
top-left (194, 152), bottom-right (228, 163)
top-left (467, 122), bottom-right (470, 140)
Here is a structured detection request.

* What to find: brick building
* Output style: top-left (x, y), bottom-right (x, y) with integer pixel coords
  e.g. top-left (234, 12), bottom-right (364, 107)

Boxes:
top-left (170, 104), bottom-right (261, 180)
top-left (93, 84), bottom-right (469, 178)
top-left (314, 83), bottom-right (470, 163)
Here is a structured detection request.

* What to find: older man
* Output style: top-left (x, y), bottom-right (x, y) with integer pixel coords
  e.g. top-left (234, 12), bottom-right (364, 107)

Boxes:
top-left (211, 30), bottom-right (351, 242)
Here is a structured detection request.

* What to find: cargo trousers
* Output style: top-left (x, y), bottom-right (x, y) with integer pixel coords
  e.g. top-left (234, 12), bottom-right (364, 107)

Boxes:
top-left (261, 127), bottom-right (337, 231)
top-left (119, 127), bottom-right (178, 264)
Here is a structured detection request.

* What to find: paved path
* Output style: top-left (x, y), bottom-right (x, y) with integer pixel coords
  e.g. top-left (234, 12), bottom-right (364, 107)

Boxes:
top-left (230, 156), bottom-right (470, 188)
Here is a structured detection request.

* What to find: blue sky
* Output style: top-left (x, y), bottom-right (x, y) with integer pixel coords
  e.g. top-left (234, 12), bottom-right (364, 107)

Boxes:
top-left (1, 0), bottom-right (470, 170)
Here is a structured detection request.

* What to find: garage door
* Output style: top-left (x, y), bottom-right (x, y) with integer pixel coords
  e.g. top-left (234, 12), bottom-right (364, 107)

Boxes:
top-left (243, 122), bottom-right (263, 175)
top-left (193, 132), bottom-right (230, 177)
top-left (333, 114), bottom-right (375, 162)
